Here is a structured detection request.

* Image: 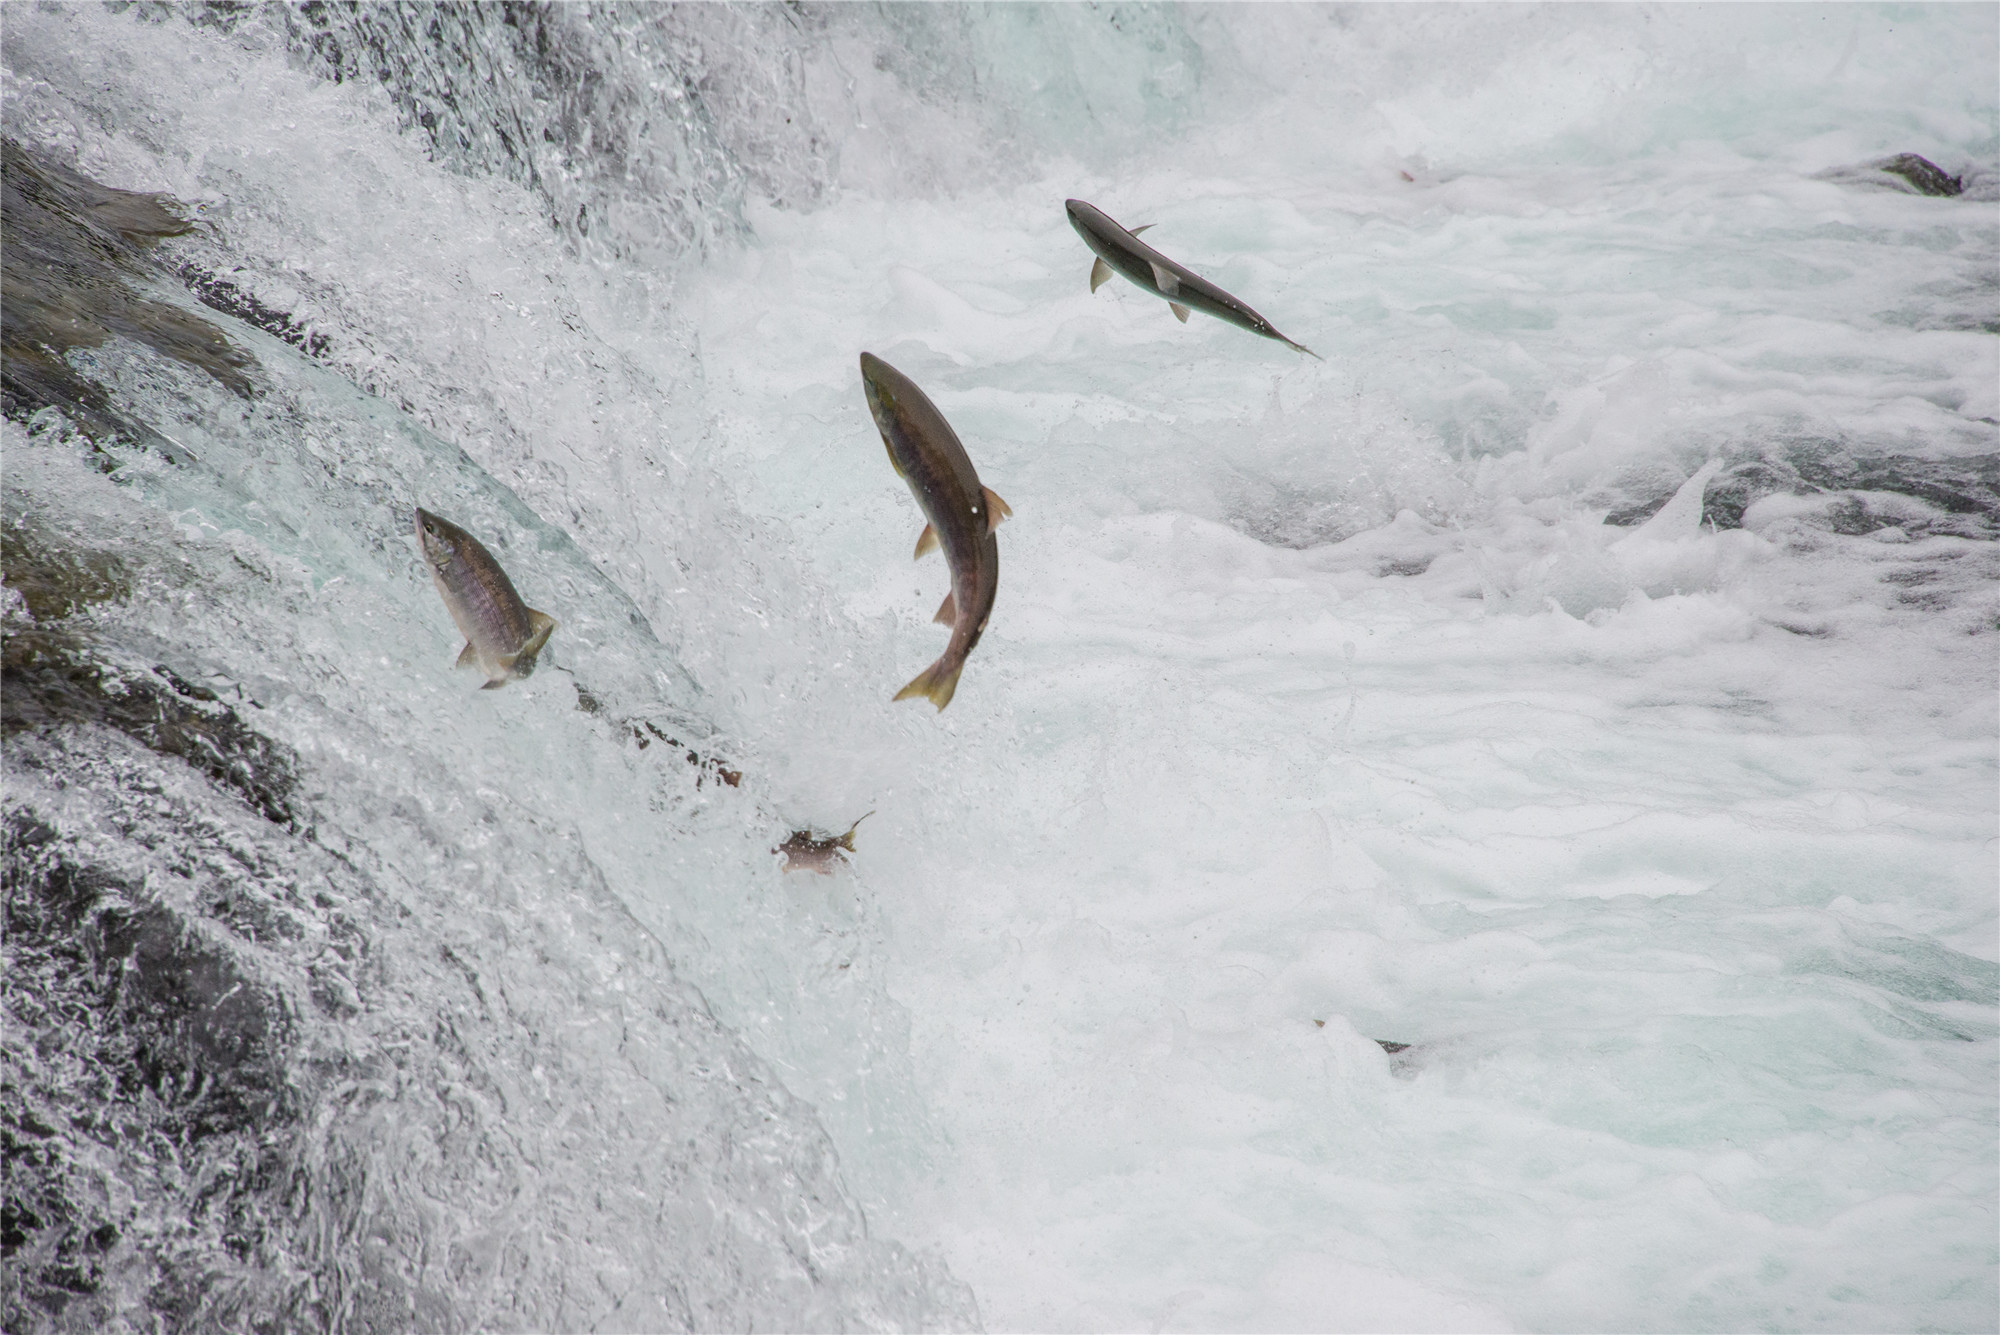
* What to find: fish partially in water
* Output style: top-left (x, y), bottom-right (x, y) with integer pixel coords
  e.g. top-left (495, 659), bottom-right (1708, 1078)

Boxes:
top-left (1065, 197), bottom-right (1320, 359)
top-left (777, 813), bottom-right (873, 875)
top-left (414, 507), bottom-right (557, 689)
top-left (859, 352), bottom-right (1010, 711)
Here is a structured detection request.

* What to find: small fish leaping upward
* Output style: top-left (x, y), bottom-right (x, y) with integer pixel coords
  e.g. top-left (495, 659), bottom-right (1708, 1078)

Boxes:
top-left (1065, 198), bottom-right (1320, 359)
top-left (859, 352), bottom-right (1010, 712)
top-left (415, 507), bottom-right (557, 689)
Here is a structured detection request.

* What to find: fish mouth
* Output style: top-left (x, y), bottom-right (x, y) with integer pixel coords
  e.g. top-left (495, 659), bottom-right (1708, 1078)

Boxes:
top-left (858, 352), bottom-right (896, 411)
top-left (1065, 198), bottom-right (1105, 232)
top-left (414, 507), bottom-right (453, 559)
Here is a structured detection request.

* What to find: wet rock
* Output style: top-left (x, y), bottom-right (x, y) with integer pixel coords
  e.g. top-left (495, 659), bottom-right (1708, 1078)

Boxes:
top-left (1869, 153), bottom-right (1964, 198)
top-left (2, 631), bottom-right (302, 829)
top-left (0, 139), bottom-right (255, 450)
top-left (1, 813), bottom-right (307, 1334)
top-left (178, 265), bottom-right (332, 359)
top-left (1606, 443), bottom-right (1999, 541)
top-left (0, 517), bottom-right (131, 621)
top-left (1817, 152), bottom-right (1966, 198)
top-left (2, 521), bottom-right (301, 828)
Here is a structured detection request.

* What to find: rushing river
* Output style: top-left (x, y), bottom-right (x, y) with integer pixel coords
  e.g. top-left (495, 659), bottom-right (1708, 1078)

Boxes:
top-left (4, 5), bottom-right (1995, 1332)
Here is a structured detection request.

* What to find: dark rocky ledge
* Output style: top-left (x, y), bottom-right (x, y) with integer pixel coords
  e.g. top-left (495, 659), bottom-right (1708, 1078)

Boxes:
top-left (2, 522), bottom-right (300, 829)
top-left (1869, 152), bottom-right (1964, 197)
top-left (1, 139), bottom-right (255, 453)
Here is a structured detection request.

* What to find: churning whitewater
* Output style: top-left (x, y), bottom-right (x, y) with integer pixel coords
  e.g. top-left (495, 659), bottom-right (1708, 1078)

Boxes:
top-left (3, 5), bottom-right (1995, 1333)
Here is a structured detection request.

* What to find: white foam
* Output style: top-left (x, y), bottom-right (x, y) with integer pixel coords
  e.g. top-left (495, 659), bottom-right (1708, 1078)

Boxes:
top-left (6, 4), bottom-right (1994, 1331)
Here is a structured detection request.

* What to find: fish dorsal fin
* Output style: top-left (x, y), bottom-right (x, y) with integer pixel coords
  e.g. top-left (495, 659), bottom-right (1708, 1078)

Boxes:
top-left (1149, 261), bottom-right (1179, 296)
top-left (1089, 257), bottom-right (1112, 293)
top-left (1129, 224), bottom-right (1153, 235)
top-left (914, 524), bottom-right (939, 559)
top-left (982, 487), bottom-right (1012, 534)
top-left (1170, 302), bottom-right (1191, 323)
top-left (934, 590), bottom-right (957, 625)
top-left (455, 641), bottom-right (479, 670)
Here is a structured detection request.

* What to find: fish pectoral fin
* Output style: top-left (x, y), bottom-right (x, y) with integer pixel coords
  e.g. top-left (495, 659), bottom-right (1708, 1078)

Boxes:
top-left (455, 641), bottom-right (480, 670)
top-left (479, 677), bottom-right (509, 691)
top-left (982, 487), bottom-right (1013, 533)
top-left (933, 591), bottom-right (957, 625)
top-left (1149, 261), bottom-right (1179, 296)
top-left (1129, 224), bottom-right (1153, 235)
top-left (1089, 257), bottom-right (1112, 294)
top-left (914, 524), bottom-right (939, 560)
top-left (1170, 302), bottom-right (1191, 323)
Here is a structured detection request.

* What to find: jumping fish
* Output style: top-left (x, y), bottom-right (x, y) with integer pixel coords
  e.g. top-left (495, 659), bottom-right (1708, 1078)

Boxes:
top-left (859, 352), bottom-right (1010, 711)
top-left (414, 507), bottom-right (557, 689)
top-left (1065, 197), bottom-right (1320, 358)
top-left (777, 813), bottom-right (873, 875)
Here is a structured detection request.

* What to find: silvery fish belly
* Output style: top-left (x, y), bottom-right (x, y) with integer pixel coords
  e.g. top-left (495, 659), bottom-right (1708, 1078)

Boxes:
top-left (414, 508), bottom-right (558, 689)
top-left (858, 353), bottom-right (1010, 712)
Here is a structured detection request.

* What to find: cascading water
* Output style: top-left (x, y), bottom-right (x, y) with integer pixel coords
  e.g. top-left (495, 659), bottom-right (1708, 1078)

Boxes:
top-left (4, 4), bottom-right (1995, 1333)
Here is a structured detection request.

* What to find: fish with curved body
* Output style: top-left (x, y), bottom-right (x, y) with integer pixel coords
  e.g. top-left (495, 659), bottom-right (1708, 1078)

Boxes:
top-left (1065, 197), bottom-right (1320, 359)
top-left (859, 352), bottom-right (1010, 711)
top-left (777, 812), bottom-right (873, 875)
top-left (414, 507), bottom-right (557, 689)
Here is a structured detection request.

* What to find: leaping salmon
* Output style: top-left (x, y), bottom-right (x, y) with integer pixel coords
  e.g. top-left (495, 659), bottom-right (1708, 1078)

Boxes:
top-left (1065, 198), bottom-right (1320, 359)
top-left (414, 507), bottom-right (557, 689)
top-left (859, 352), bottom-right (1009, 711)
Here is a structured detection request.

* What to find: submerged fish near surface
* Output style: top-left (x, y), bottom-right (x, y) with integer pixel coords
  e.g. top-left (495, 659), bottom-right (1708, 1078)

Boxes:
top-left (415, 507), bottom-right (557, 689)
top-left (778, 813), bottom-right (873, 875)
top-left (860, 352), bottom-right (1010, 711)
top-left (1065, 197), bottom-right (1320, 358)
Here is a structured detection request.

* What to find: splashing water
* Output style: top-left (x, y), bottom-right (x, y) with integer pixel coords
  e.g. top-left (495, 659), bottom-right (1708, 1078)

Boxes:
top-left (4, 4), bottom-right (1994, 1332)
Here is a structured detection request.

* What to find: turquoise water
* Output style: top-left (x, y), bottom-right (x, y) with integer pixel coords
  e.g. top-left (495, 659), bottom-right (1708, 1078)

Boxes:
top-left (4, 4), bottom-right (1994, 1330)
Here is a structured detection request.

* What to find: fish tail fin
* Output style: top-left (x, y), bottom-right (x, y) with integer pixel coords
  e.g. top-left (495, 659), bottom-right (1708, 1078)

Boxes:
top-left (498, 609), bottom-right (560, 682)
top-left (837, 811), bottom-right (875, 852)
top-left (893, 655), bottom-right (964, 711)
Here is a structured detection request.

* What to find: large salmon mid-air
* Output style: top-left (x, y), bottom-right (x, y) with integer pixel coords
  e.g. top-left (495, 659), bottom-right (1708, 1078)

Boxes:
top-left (860, 352), bottom-right (1010, 712)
